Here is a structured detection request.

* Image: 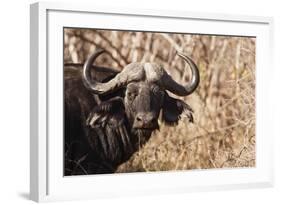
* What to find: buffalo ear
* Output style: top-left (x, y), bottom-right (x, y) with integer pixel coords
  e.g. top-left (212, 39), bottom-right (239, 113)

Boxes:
top-left (86, 97), bottom-right (125, 128)
top-left (162, 93), bottom-right (194, 125)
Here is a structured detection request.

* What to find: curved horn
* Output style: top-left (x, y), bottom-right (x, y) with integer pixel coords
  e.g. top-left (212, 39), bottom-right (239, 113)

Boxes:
top-left (83, 49), bottom-right (144, 94)
top-left (163, 52), bottom-right (200, 96)
top-left (82, 49), bottom-right (123, 94)
top-left (83, 49), bottom-right (107, 94)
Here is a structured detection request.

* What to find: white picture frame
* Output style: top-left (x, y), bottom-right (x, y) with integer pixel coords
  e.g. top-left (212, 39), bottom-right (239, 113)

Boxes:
top-left (30, 2), bottom-right (274, 202)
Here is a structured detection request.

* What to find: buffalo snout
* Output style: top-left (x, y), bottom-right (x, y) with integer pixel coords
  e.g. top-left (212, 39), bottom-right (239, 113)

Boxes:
top-left (133, 112), bottom-right (158, 129)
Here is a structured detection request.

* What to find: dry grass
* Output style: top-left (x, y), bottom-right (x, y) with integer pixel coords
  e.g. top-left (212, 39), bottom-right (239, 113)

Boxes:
top-left (64, 28), bottom-right (256, 173)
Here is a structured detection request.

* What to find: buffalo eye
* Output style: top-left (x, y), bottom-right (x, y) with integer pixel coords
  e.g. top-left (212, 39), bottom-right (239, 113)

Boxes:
top-left (151, 85), bottom-right (164, 100)
top-left (151, 85), bottom-right (159, 93)
top-left (127, 91), bottom-right (137, 101)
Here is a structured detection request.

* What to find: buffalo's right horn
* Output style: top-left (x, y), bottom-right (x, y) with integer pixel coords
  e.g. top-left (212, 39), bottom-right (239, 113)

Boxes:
top-left (83, 49), bottom-right (145, 94)
top-left (82, 49), bottom-right (116, 94)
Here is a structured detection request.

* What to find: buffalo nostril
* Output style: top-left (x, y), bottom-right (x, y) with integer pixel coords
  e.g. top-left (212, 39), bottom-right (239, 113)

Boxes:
top-left (136, 116), bottom-right (142, 122)
top-left (134, 113), bottom-right (158, 128)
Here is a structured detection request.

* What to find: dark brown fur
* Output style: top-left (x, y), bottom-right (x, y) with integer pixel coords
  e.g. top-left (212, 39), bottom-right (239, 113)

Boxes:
top-left (64, 51), bottom-right (197, 175)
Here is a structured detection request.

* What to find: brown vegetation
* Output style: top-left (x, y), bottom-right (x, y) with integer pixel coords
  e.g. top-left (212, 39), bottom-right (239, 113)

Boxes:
top-left (64, 28), bottom-right (255, 173)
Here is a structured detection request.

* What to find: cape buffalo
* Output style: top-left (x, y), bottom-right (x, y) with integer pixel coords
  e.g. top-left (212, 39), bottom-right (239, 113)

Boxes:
top-left (64, 49), bottom-right (200, 175)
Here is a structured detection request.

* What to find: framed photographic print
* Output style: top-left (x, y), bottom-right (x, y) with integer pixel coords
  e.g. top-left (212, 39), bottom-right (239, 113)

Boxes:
top-left (30, 2), bottom-right (274, 202)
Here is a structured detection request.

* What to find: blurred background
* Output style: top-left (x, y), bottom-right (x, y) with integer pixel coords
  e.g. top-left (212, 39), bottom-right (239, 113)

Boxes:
top-left (64, 28), bottom-right (255, 172)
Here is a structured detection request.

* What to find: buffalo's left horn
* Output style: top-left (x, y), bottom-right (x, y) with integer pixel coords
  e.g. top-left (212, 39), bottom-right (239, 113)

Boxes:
top-left (162, 52), bottom-right (200, 96)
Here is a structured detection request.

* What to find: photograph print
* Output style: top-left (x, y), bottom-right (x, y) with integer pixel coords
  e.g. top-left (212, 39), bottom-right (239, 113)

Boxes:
top-left (64, 28), bottom-right (256, 175)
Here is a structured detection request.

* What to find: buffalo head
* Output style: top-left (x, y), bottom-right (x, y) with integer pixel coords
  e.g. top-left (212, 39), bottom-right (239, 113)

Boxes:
top-left (82, 49), bottom-right (200, 137)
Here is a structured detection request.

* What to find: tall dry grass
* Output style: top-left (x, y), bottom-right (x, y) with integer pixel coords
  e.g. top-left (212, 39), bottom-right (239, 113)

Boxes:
top-left (64, 28), bottom-right (255, 172)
